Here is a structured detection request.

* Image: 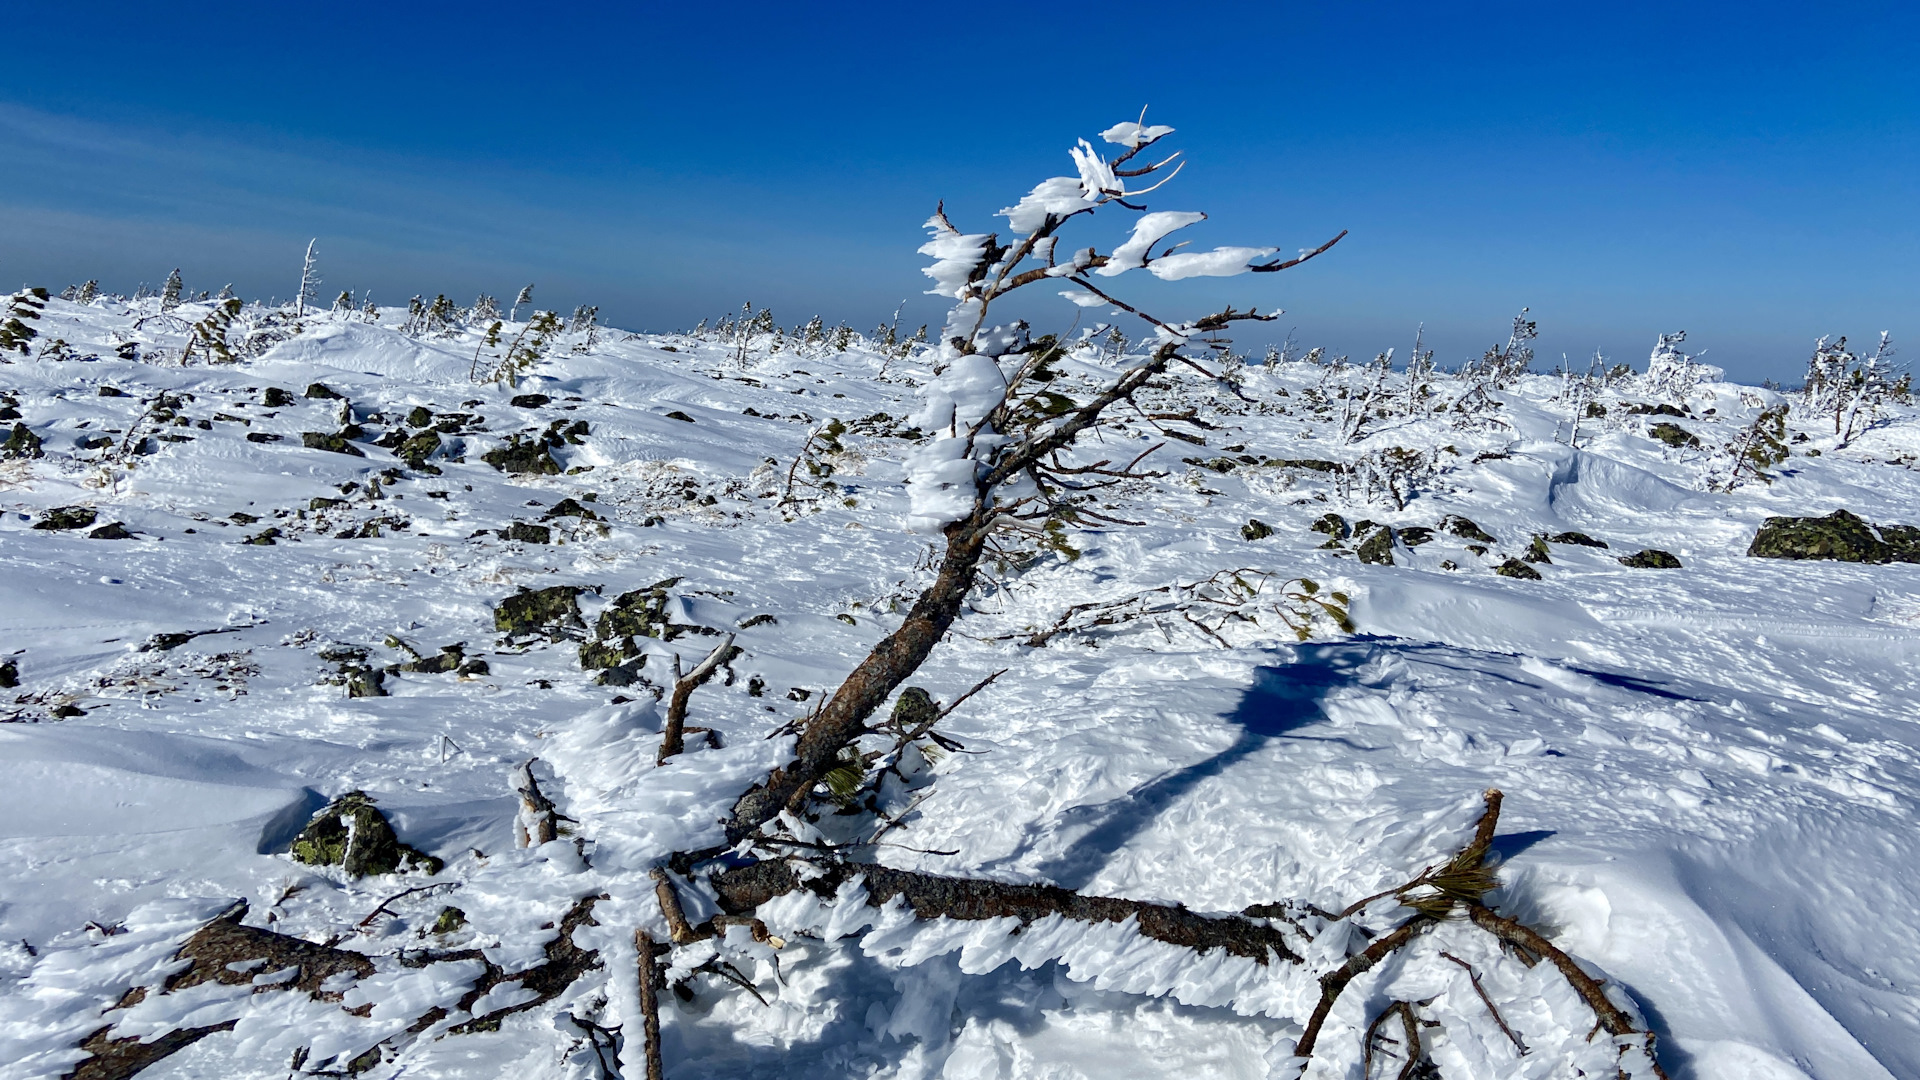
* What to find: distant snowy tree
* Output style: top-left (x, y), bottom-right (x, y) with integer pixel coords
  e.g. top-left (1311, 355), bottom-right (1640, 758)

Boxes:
top-left (294, 239), bottom-right (321, 318)
top-left (510, 284), bottom-right (534, 321)
top-left (160, 268), bottom-right (183, 312)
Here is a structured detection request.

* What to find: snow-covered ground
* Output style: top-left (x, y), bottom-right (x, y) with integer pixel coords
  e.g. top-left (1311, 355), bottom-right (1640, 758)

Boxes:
top-left (1, 294), bottom-right (1917, 1080)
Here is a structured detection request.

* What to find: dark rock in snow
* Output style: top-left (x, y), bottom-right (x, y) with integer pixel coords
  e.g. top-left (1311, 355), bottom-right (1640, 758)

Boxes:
top-left (262, 387), bottom-right (295, 407)
top-left (1495, 557), bottom-right (1543, 580)
top-left (303, 383), bottom-right (344, 400)
top-left (301, 431), bottom-right (365, 457)
top-left (1311, 513), bottom-right (1351, 541)
top-left (482, 434), bottom-right (560, 475)
top-left (2, 423), bottom-right (43, 459)
top-left (510, 394), bottom-right (551, 409)
top-left (542, 497), bottom-right (600, 521)
top-left (1620, 548), bottom-right (1683, 568)
top-left (98, 385), bottom-right (128, 397)
top-left (1355, 525), bottom-right (1395, 565)
top-left (1241, 518), bottom-right (1274, 541)
top-left (398, 430), bottom-right (442, 469)
top-left (88, 522), bottom-right (133, 540)
top-left (505, 522), bottom-right (552, 544)
top-left (32, 506), bottom-right (97, 531)
top-left (289, 791), bottom-right (442, 878)
top-left (406, 406), bottom-right (434, 427)
top-left (494, 585), bottom-right (586, 636)
top-left (1525, 535), bottom-right (1553, 564)
top-left (1548, 531), bottom-right (1608, 548)
top-left (1648, 422), bottom-right (1700, 448)
top-left (1441, 515), bottom-right (1496, 543)
top-left (1398, 526), bottom-right (1436, 547)
top-left (665, 410), bottom-right (696, 423)
top-left (1747, 509), bottom-right (1920, 563)
top-left (0, 659), bottom-right (16, 688)
top-left (246, 431), bottom-right (282, 443)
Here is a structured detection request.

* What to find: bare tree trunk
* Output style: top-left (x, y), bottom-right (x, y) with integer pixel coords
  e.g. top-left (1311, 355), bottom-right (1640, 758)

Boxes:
top-left (725, 517), bottom-right (991, 841)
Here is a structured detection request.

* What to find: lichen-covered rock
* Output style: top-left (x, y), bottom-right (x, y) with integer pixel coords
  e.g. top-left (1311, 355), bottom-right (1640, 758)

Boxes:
top-left (1241, 518), bottom-right (1274, 541)
top-left (406, 406), bottom-right (434, 428)
top-left (542, 497), bottom-right (600, 521)
top-left (505, 522), bottom-right (551, 544)
top-left (398, 430), bottom-right (441, 469)
top-left (482, 434), bottom-right (560, 475)
top-left (1355, 525), bottom-right (1395, 565)
top-left (289, 791), bottom-right (441, 878)
top-left (1548, 531), bottom-right (1608, 548)
top-left (1440, 515), bottom-right (1495, 543)
top-left (2, 422), bottom-right (42, 459)
top-left (495, 585), bottom-right (586, 636)
top-left (1746, 509), bottom-right (1917, 563)
top-left (1398, 526), bottom-right (1435, 547)
top-left (1311, 513), bottom-right (1351, 541)
top-left (1648, 422), bottom-right (1700, 448)
top-left (303, 382), bottom-right (344, 400)
top-left (1495, 557), bottom-right (1542, 580)
top-left (32, 506), bottom-right (97, 531)
top-left (262, 387), bottom-right (295, 407)
top-left (1620, 548), bottom-right (1682, 568)
top-left (301, 431), bottom-right (365, 457)
top-left (596, 578), bottom-right (684, 640)
top-left (1525, 535), bottom-right (1553, 564)
top-left (88, 522), bottom-right (133, 540)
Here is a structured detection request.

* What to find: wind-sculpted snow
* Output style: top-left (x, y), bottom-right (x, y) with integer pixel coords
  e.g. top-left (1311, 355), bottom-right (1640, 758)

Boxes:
top-left (1, 296), bottom-right (1918, 1078)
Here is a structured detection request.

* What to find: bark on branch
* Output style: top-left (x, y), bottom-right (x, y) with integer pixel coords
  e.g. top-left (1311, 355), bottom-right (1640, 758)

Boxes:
top-left (708, 859), bottom-right (1302, 964)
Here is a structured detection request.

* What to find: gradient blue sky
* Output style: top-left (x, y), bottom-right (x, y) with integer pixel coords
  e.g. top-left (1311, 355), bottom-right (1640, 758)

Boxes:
top-left (1, 1), bottom-right (1913, 381)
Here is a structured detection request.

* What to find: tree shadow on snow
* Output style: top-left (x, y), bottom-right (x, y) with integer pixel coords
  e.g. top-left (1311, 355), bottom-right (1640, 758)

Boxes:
top-left (1031, 641), bottom-right (1389, 891)
top-left (1031, 638), bottom-right (1582, 891)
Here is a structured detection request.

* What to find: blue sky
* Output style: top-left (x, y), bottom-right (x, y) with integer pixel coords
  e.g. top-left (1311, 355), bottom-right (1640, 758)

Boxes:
top-left (1, 1), bottom-right (1912, 381)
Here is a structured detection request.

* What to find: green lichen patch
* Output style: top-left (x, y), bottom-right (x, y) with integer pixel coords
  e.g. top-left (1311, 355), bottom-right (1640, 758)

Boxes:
top-left (32, 506), bottom-right (97, 531)
top-left (289, 791), bottom-right (441, 878)
top-left (481, 434), bottom-right (560, 475)
top-left (1648, 422), bottom-right (1700, 448)
top-left (494, 585), bottom-right (586, 636)
top-left (1747, 509), bottom-right (1912, 563)
top-left (301, 431), bottom-right (366, 457)
top-left (1495, 557), bottom-right (1543, 580)
top-left (1440, 515), bottom-right (1495, 543)
top-left (2, 422), bottom-right (43, 459)
top-left (1620, 549), bottom-right (1683, 568)
top-left (1355, 526), bottom-right (1395, 565)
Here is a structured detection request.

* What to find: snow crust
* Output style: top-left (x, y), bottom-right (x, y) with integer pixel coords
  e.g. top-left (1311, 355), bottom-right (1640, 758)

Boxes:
top-left (0, 296), bottom-right (1917, 1079)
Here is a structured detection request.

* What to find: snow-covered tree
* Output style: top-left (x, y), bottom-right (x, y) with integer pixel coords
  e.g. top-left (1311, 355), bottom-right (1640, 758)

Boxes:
top-left (159, 268), bottom-right (183, 312)
top-left (294, 239), bottom-right (320, 319)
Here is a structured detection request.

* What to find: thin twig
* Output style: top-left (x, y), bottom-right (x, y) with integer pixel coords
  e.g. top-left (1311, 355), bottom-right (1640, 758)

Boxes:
top-left (356, 882), bottom-right (461, 930)
top-left (1442, 951), bottom-right (1527, 1055)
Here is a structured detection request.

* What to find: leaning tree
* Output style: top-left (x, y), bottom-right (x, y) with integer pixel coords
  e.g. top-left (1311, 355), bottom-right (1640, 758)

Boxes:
top-left (58, 114), bottom-right (1670, 1080)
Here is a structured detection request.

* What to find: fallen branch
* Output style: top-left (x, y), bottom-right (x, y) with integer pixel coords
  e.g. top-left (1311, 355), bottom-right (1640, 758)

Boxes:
top-left (1361, 1000), bottom-right (1424, 1080)
top-left (633, 929), bottom-right (665, 1080)
top-left (1466, 903), bottom-right (1667, 1078)
top-left (658, 634), bottom-right (736, 765)
top-left (709, 859), bottom-right (1301, 963)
